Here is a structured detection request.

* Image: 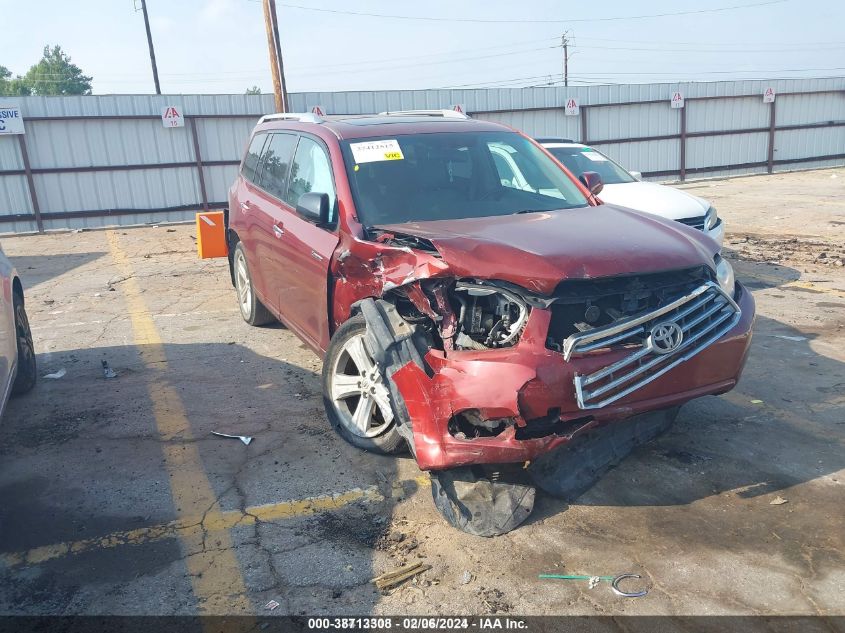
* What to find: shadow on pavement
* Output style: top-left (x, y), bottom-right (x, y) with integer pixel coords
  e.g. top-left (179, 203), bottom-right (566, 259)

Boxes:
top-left (0, 341), bottom-right (401, 615)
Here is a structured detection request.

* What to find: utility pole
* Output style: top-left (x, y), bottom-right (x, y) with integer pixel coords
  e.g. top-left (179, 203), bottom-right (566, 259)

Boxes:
top-left (139, 0), bottom-right (161, 94)
top-left (562, 32), bottom-right (570, 87)
top-left (263, 0), bottom-right (289, 112)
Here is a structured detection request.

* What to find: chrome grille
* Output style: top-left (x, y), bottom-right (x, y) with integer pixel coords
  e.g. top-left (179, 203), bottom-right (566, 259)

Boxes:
top-left (676, 216), bottom-right (706, 231)
top-left (564, 282), bottom-right (741, 410)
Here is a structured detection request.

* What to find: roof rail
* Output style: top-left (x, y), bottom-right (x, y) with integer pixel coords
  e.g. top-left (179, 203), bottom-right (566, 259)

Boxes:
top-left (535, 137), bottom-right (576, 144)
top-left (377, 109), bottom-right (469, 119)
top-left (258, 112), bottom-right (323, 124)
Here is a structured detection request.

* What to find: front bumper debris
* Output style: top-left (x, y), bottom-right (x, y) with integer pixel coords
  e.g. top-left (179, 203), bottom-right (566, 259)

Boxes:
top-left (388, 282), bottom-right (755, 471)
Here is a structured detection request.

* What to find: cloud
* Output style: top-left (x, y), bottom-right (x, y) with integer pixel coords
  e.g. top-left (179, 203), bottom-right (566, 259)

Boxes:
top-left (201, 0), bottom-right (237, 22)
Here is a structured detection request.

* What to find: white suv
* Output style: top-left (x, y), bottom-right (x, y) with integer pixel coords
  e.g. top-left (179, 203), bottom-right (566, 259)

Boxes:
top-left (537, 139), bottom-right (724, 246)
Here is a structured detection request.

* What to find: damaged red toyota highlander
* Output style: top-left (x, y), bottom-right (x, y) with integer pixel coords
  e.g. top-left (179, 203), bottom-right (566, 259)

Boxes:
top-left (227, 110), bottom-right (755, 535)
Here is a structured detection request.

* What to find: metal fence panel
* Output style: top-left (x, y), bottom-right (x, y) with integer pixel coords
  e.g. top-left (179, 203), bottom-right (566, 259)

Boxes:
top-left (1, 80), bottom-right (843, 234)
top-left (592, 139), bottom-right (680, 175)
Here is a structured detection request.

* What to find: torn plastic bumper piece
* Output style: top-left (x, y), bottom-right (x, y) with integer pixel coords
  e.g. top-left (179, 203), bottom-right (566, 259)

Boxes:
top-left (387, 284), bottom-right (755, 472)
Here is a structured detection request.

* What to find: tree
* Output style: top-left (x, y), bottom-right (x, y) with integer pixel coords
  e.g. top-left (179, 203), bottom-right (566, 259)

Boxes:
top-left (0, 65), bottom-right (32, 96)
top-left (23, 46), bottom-right (92, 96)
top-left (245, 86), bottom-right (262, 95)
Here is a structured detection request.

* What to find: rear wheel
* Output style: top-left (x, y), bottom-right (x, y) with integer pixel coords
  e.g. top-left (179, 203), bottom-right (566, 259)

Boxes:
top-left (322, 315), bottom-right (405, 454)
top-left (233, 242), bottom-right (275, 326)
top-left (11, 290), bottom-right (36, 395)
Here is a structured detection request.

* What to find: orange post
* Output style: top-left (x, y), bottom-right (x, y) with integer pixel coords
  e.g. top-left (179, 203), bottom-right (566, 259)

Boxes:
top-left (196, 211), bottom-right (228, 259)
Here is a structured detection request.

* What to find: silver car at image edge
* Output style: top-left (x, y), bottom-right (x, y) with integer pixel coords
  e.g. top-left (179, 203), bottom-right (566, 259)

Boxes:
top-left (0, 244), bottom-right (36, 418)
top-left (537, 139), bottom-right (724, 246)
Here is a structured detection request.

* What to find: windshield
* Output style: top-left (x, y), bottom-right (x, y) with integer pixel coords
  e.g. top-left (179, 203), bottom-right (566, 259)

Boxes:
top-left (340, 131), bottom-right (589, 225)
top-left (546, 146), bottom-right (635, 185)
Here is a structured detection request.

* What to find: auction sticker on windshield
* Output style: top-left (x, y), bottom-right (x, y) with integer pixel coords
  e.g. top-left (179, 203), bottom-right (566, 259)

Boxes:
top-left (350, 139), bottom-right (404, 163)
top-left (581, 149), bottom-right (608, 161)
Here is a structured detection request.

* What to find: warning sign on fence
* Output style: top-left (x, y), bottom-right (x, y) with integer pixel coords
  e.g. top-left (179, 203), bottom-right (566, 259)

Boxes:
top-left (763, 87), bottom-right (776, 103)
top-left (161, 105), bottom-right (185, 128)
top-left (564, 98), bottom-right (579, 116)
top-left (670, 92), bottom-right (684, 109)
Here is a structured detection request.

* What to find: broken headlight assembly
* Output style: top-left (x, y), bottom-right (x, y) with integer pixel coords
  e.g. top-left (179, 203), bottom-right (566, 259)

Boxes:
top-left (714, 254), bottom-right (735, 297)
top-left (451, 281), bottom-right (529, 350)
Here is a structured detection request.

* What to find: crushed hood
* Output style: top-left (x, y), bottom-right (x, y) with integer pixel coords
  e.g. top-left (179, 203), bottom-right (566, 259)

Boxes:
top-left (374, 204), bottom-right (718, 295)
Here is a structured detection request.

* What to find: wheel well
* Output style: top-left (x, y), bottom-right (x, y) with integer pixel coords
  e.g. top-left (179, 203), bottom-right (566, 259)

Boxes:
top-left (12, 277), bottom-right (23, 302)
top-left (227, 229), bottom-right (240, 287)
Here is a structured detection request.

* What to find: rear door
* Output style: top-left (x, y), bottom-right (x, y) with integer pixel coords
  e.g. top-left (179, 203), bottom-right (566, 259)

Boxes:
top-left (247, 132), bottom-right (299, 314)
top-left (274, 135), bottom-right (340, 352)
top-left (234, 132), bottom-right (272, 303)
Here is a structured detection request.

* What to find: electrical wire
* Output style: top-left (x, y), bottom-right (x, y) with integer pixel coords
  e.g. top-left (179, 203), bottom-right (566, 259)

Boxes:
top-left (254, 0), bottom-right (788, 24)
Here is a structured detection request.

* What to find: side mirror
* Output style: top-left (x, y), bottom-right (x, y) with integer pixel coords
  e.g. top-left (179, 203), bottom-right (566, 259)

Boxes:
top-left (629, 170), bottom-right (643, 181)
top-left (296, 192), bottom-right (330, 224)
top-left (579, 171), bottom-right (604, 196)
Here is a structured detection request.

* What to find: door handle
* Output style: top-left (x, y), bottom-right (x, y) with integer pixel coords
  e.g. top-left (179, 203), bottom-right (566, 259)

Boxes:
top-left (310, 250), bottom-right (324, 261)
top-left (273, 224), bottom-right (285, 238)
top-left (239, 201), bottom-right (251, 211)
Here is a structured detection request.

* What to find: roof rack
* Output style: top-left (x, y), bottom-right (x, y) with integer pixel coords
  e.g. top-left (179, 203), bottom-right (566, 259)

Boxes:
top-left (258, 112), bottom-right (323, 124)
top-left (377, 109), bottom-right (469, 119)
top-left (535, 137), bottom-right (575, 144)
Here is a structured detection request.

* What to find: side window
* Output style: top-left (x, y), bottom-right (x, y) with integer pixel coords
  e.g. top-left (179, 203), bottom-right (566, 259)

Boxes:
top-left (256, 133), bottom-right (298, 200)
top-left (241, 133), bottom-right (267, 184)
top-left (284, 137), bottom-right (336, 221)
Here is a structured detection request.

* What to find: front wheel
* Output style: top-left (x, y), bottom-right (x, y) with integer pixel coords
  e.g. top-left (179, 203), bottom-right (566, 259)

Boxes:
top-left (11, 290), bottom-right (36, 396)
top-left (321, 315), bottom-right (405, 454)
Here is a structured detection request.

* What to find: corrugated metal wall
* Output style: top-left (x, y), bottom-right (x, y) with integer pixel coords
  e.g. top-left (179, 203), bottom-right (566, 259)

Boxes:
top-left (1, 78), bottom-right (842, 234)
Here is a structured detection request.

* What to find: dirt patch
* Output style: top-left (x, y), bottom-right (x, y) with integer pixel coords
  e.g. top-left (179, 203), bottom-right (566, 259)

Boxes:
top-left (725, 235), bottom-right (845, 268)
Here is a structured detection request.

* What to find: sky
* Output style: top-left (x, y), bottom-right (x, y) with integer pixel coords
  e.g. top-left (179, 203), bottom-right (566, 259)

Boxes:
top-left (2, 0), bottom-right (844, 95)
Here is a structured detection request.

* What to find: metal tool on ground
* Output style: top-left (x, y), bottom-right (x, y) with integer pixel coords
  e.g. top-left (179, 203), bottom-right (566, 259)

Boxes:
top-left (539, 573), bottom-right (649, 597)
top-left (211, 431), bottom-right (253, 446)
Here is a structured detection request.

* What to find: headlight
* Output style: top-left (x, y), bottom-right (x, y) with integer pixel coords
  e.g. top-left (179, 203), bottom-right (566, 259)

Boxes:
top-left (715, 254), bottom-right (735, 296)
top-left (705, 206), bottom-right (718, 230)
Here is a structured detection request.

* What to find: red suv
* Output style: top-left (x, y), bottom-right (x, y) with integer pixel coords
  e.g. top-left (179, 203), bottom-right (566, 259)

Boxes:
top-left (227, 110), bottom-right (754, 534)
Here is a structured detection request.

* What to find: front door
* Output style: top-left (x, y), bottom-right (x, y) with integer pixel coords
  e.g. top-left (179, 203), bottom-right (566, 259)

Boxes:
top-left (274, 136), bottom-right (340, 352)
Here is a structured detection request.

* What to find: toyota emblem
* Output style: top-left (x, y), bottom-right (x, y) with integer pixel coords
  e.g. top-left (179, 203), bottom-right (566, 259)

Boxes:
top-left (649, 322), bottom-right (684, 355)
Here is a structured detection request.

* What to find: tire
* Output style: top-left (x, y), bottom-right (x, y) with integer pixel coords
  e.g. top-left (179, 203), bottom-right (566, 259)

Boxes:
top-left (11, 290), bottom-right (36, 396)
top-left (430, 465), bottom-right (536, 537)
top-left (232, 242), bottom-right (275, 326)
top-left (322, 315), bottom-right (405, 455)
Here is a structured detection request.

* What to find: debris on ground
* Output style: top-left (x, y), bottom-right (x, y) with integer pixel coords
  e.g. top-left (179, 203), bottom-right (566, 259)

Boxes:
top-left (750, 399), bottom-right (764, 404)
top-left (372, 561), bottom-right (431, 591)
top-left (460, 570), bottom-right (473, 585)
top-left (210, 431), bottom-right (253, 445)
top-left (430, 465), bottom-right (535, 536)
top-left (264, 599), bottom-right (280, 610)
top-left (726, 235), bottom-right (845, 268)
top-left (476, 587), bottom-right (512, 613)
top-left (101, 360), bottom-right (117, 379)
top-left (539, 573), bottom-right (649, 597)
top-left (770, 496), bottom-right (789, 505)
top-left (43, 368), bottom-right (66, 379)
top-left (772, 335), bottom-right (808, 342)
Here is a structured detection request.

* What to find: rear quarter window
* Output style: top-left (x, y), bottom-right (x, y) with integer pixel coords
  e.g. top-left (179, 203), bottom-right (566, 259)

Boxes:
top-left (241, 133), bottom-right (267, 184)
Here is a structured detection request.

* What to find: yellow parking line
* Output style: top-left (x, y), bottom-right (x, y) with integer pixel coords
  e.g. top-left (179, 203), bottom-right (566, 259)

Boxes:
top-left (0, 486), bottom-right (384, 570)
top-left (105, 230), bottom-right (251, 614)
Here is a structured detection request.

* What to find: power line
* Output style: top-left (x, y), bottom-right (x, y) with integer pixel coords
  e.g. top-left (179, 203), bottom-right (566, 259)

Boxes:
top-left (251, 0), bottom-right (788, 24)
